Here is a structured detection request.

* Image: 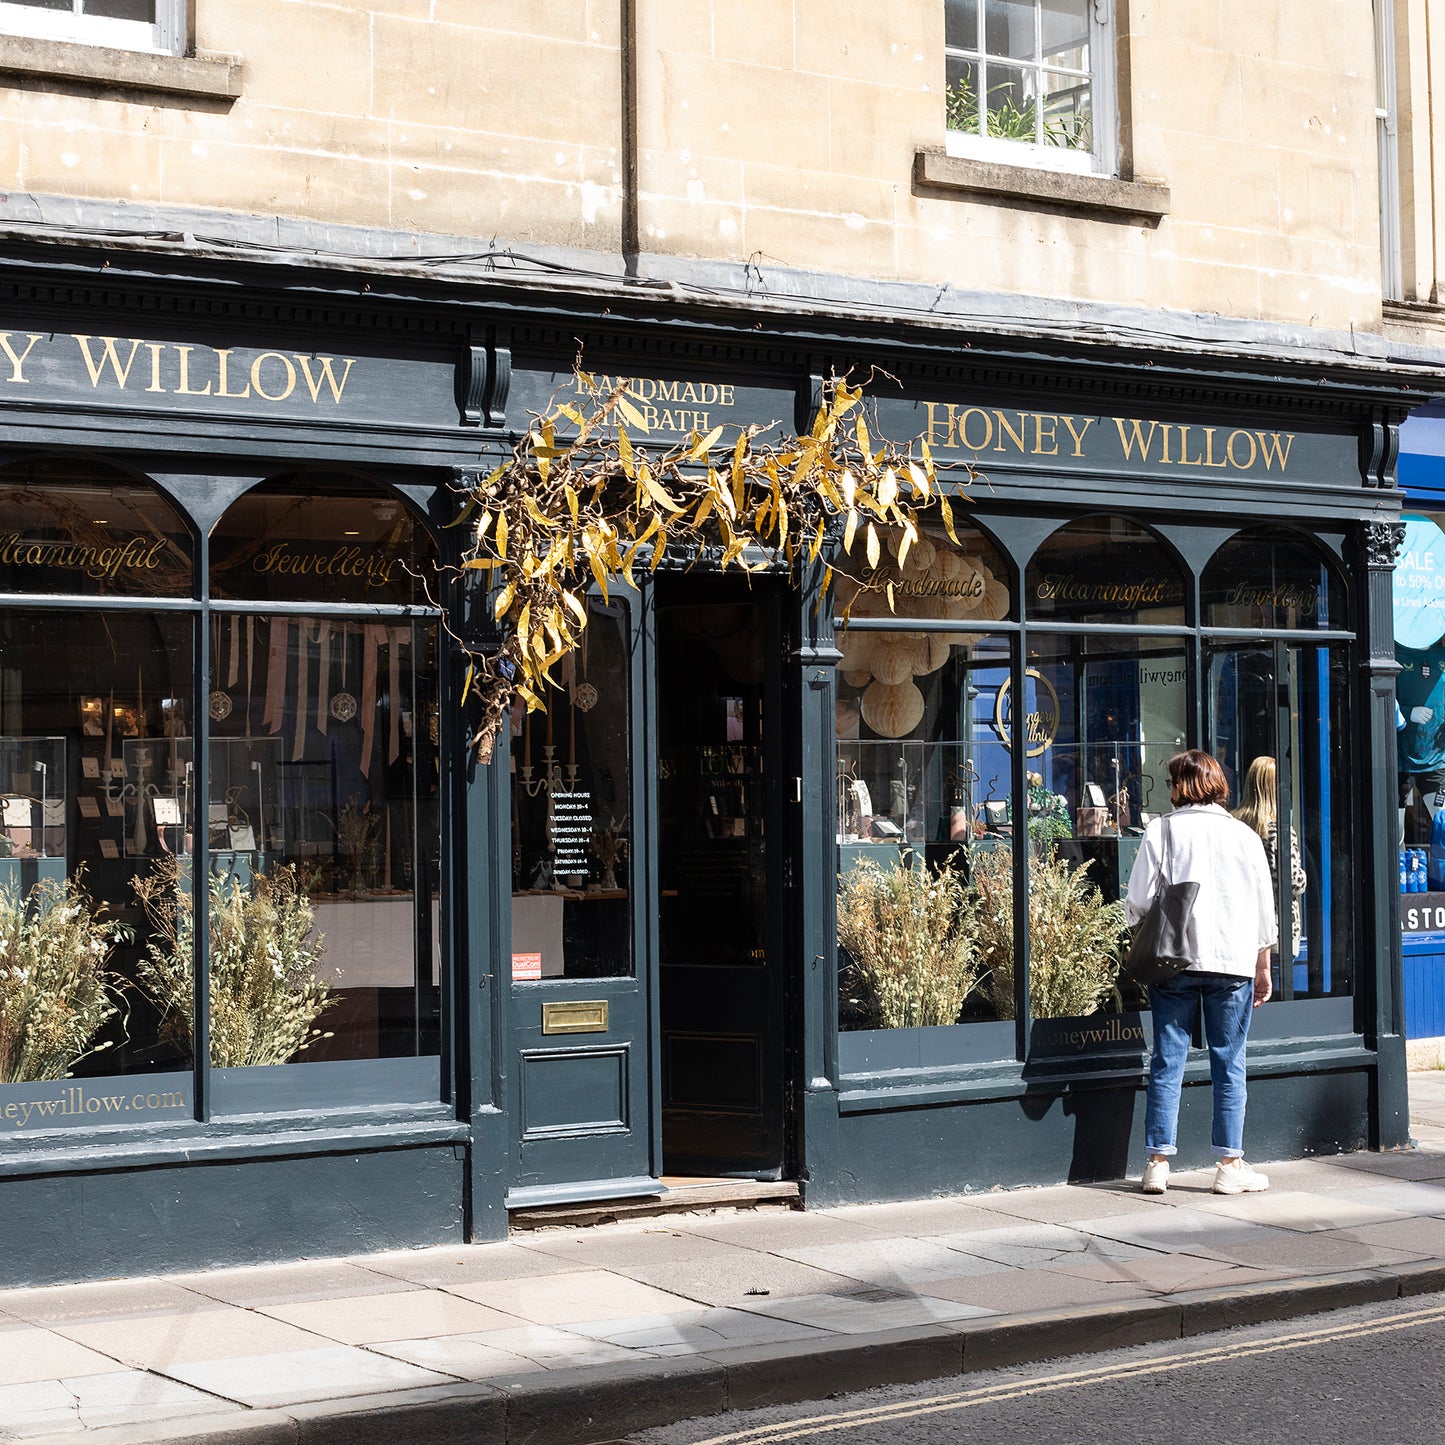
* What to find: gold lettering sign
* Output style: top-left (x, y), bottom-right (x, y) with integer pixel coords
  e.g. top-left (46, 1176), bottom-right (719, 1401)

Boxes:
top-left (0, 532), bottom-right (166, 581)
top-left (922, 403), bottom-right (1296, 475)
top-left (580, 374), bottom-right (742, 436)
top-left (1034, 573), bottom-right (1182, 612)
top-left (0, 330), bottom-right (357, 407)
top-left (993, 668), bottom-right (1060, 758)
top-left (251, 543), bottom-right (398, 589)
top-left (1222, 580), bottom-right (1319, 617)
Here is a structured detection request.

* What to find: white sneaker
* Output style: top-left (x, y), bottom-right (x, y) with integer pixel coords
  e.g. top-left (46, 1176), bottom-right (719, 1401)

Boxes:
top-left (1212, 1160), bottom-right (1269, 1195)
top-left (1141, 1158), bottom-right (1169, 1194)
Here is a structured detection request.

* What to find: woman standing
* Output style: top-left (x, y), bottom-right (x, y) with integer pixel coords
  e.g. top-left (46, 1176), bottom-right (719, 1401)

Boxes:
top-left (1125, 750), bottom-right (1277, 1196)
top-left (1234, 756), bottom-right (1307, 959)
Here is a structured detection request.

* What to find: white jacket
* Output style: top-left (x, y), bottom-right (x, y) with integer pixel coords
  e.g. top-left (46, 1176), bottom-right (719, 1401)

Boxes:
top-left (1123, 804), bottom-right (1278, 978)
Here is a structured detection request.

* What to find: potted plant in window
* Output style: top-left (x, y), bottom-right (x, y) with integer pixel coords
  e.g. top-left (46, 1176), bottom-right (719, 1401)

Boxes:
top-left (0, 872), bottom-right (125, 1083)
top-left (837, 852), bottom-right (982, 1029)
top-left (968, 844), bottom-right (1126, 1020)
top-left (133, 860), bottom-right (335, 1068)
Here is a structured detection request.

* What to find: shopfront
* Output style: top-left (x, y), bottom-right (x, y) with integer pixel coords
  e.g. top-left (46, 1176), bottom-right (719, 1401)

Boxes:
top-left (0, 243), bottom-right (1420, 1284)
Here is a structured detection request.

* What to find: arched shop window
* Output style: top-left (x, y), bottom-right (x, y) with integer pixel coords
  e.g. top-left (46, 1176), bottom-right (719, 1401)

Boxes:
top-left (0, 462), bottom-right (196, 1112)
top-left (834, 521), bottom-right (1019, 1037)
top-left (1023, 516), bottom-right (1190, 1027)
top-left (207, 476), bottom-right (442, 1107)
top-left (1203, 529), bottom-right (1354, 1004)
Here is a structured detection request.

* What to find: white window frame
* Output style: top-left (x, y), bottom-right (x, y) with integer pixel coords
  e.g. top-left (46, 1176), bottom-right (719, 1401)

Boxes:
top-left (0, 0), bottom-right (182, 55)
top-left (944, 0), bottom-right (1116, 177)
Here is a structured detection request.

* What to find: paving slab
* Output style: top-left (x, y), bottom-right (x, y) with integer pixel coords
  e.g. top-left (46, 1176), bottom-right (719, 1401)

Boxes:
top-left (1069, 1205), bottom-right (1304, 1260)
top-left (52, 1303), bottom-right (336, 1370)
top-left (762, 1234), bottom-right (1014, 1287)
top-left (915, 1265), bottom-right (1151, 1314)
top-left (559, 1305), bottom-right (825, 1355)
top-left (443, 1269), bottom-right (705, 1324)
top-left (926, 1220), bottom-right (1161, 1270)
top-left (0, 1279), bottom-right (222, 1327)
top-left (812, 1197), bottom-right (1030, 1236)
top-left (956, 1182), bottom-right (1164, 1224)
top-left (1332, 1179), bottom-right (1445, 1215)
top-left (158, 1341), bottom-right (456, 1410)
top-left (1189, 1189), bottom-right (1415, 1232)
top-left (1323, 1150), bottom-right (1445, 1181)
top-left (256, 1288), bottom-right (526, 1345)
top-left (172, 1259), bottom-right (419, 1308)
top-left (0, 1324), bottom-right (130, 1387)
top-left (0, 1369), bottom-right (237, 1438)
top-left (573, 1248), bottom-right (866, 1307)
top-left (353, 1241), bottom-right (579, 1289)
top-left (733, 1286), bottom-right (996, 1334)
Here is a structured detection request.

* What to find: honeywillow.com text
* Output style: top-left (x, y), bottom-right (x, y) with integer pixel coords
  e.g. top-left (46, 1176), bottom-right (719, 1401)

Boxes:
top-left (1, 1084), bottom-right (188, 1129)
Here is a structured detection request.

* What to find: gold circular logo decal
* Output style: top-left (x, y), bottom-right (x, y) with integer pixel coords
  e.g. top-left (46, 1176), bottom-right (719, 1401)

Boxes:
top-left (992, 668), bottom-right (1060, 759)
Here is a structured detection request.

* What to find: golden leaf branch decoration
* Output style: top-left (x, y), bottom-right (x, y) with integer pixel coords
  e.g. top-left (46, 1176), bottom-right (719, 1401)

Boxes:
top-left (456, 371), bottom-right (972, 760)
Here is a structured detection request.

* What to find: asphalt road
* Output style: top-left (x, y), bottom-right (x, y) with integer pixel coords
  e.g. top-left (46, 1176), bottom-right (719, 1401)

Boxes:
top-left (626, 1295), bottom-right (1445, 1445)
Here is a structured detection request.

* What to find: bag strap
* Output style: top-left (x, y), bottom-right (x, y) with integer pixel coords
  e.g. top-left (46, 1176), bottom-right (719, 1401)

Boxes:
top-left (1160, 814), bottom-right (1173, 888)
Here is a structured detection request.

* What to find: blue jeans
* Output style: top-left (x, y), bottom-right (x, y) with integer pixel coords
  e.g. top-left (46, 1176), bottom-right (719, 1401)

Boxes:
top-left (1145, 972), bottom-right (1255, 1160)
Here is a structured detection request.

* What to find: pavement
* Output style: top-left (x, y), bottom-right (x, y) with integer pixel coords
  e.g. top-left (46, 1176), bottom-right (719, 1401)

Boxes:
top-left (7, 1076), bottom-right (1445, 1445)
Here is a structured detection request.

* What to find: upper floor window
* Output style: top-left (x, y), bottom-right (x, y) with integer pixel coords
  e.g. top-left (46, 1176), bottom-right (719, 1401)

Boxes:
top-left (0, 0), bottom-right (181, 54)
top-left (944, 0), bottom-right (1114, 175)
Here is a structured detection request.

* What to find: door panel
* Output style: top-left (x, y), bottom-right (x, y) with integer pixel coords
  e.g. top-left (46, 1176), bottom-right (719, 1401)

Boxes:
top-left (506, 594), bottom-right (659, 1206)
top-left (656, 577), bottom-right (788, 1178)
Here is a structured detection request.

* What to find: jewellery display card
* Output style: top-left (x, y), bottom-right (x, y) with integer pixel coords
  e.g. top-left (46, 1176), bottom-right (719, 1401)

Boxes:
top-left (77, 797), bottom-right (101, 820)
top-left (42, 800), bottom-right (64, 827)
top-left (105, 798), bottom-right (124, 819)
top-left (151, 798), bottom-right (182, 827)
top-left (97, 839), bottom-right (119, 859)
top-left (2, 798), bottom-right (29, 827)
top-left (81, 757), bottom-right (101, 779)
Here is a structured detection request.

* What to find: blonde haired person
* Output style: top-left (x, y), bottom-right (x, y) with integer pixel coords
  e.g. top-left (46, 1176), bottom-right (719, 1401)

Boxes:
top-left (1234, 757), bottom-right (1306, 957)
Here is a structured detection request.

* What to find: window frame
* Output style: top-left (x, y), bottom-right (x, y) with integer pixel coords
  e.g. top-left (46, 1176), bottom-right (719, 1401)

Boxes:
top-left (0, 0), bottom-right (182, 56)
top-left (943, 0), bottom-right (1117, 177)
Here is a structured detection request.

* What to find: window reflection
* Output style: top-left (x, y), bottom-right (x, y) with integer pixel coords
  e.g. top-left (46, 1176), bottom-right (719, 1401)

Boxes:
top-left (0, 608), bottom-right (193, 1086)
top-left (510, 599), bottom-right (632, 981)
top-left (202, 617), bottom-right (442, 1063)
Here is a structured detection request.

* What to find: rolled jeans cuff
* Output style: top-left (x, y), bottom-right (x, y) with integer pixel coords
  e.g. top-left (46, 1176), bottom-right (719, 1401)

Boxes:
top-left (1145, 1143), bottom-right (1178, 1158)
top-left (1212, 1146), bottom-right (1244, 1159)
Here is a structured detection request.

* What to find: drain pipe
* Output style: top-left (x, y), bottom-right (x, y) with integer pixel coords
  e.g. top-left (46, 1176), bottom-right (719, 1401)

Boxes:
top-left (620, 0), bottom-right (640, 276)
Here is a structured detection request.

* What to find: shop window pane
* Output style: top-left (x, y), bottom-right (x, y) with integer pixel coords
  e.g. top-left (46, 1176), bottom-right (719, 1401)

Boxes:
top-left (1202, 528), bottom-right (1347, 630)
top-left (1027, 516), bottom-right (1186, 626)
top-left (984, 0), bottom-right (1038, 62)
top-left (210, 477), bottom-right (435, 608)
top-left (86, 0), bottom-right (154, 19)
top-left (1208, 643), bottom-right (1354, 1001)
top-left (511, 599), bottom-right (632, 981)
top-left (194, 616), bottom-right (441, 1067)
top-left (0, 464), bottom-right (192, 599)
top-left (836, 520), bottom-right (1012, 626)
top-left (836, 636), bottom-right (1017, 1029)
top-left (1025, 633), bottom-right (1190, 1026)
top-left (1041, 68), bottom-right (1092, 151)
top-left (0, 609), bottom-right (192, 1118)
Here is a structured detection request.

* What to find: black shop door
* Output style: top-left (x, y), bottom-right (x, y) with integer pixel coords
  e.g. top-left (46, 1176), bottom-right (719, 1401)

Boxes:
top-left (655, 575), bottom-right (792, 1179)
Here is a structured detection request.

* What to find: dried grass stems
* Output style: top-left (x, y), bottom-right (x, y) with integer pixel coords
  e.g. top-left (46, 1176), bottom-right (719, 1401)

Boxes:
top-left (0, 872), bottom-right (125, 1083)
top-left (969, 845), bottom-right (1128, 1021)
top-left (455, 370), bottom-right (972, 759)
top-left (133, 860), bottom-right (335, 1068)
top-left (837, 854), bottom-right (982, 1029)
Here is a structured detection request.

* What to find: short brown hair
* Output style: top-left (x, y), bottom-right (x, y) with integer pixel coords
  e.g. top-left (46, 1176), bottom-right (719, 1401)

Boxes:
top-left (1167, 750), bottom-right (1230, 808)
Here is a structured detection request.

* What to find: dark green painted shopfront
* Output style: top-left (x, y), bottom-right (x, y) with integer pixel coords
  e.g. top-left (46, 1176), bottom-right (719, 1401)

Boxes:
top-left (0, 239), bottom-right (1424, 1285)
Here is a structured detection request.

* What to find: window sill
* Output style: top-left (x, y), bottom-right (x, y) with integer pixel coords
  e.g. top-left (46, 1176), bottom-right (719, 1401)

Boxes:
top-left (0, 34), bottom-right (241, 101)
top-left (914, 148), bottom-right (1170, 224)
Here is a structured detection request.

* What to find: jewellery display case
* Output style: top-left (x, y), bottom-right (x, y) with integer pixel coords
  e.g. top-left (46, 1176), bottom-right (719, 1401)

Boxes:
top-left (0, 736), bottom-right (67, 891)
